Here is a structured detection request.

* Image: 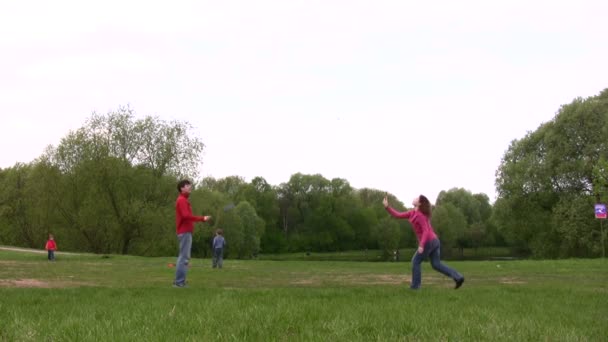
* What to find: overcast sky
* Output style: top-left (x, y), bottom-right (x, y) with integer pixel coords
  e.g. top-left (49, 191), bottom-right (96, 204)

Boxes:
top-left (1, 0), bottom-right (606, 204)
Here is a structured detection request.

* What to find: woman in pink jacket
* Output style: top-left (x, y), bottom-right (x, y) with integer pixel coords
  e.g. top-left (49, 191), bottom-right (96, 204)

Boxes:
top-left (384, 195), bottom-right (464, 290)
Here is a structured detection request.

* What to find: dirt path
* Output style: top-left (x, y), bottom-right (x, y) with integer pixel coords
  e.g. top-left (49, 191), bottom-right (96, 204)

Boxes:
top-left (0, 246), bottom-right (82, 255)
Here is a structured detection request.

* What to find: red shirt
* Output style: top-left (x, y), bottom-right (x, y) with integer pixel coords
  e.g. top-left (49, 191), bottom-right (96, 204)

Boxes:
top-left (175, 193), bottom-right (207, 234)
top-left (385, 207), bottom-right (438, 248)
top-left (45, 240), bottom-right (57, 251)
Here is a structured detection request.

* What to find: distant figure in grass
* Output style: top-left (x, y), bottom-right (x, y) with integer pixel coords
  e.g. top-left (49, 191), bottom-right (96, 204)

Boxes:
top-left (173, 180), bottom-right (211, 288)
top-left (45, 234), bottom-right (57, 261)
top-left (383, 194), bottom-right (464, 290)
top-left (212, 229), bottom-right (226, 269)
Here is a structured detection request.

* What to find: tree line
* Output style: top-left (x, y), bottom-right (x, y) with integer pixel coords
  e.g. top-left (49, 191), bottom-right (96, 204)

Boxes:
top-left (1, 89), bottom-right (607, 259)
top-left (494, 88), bottom-right (608, 258)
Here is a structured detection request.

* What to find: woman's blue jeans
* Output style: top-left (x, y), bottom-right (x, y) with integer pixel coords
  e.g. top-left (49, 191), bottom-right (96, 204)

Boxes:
top-left (411, 238), bottom-right (462, 289)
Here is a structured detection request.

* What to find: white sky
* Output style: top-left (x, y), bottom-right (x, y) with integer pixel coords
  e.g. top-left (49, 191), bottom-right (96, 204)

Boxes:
top-left (1, 0), bottom-right (607, 204)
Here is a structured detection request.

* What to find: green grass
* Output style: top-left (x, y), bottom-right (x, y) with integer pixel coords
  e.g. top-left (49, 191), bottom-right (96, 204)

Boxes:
top-left (258, 247), bottom-right (514, 262)
top-left (0, 249), bottom-right (607, 341)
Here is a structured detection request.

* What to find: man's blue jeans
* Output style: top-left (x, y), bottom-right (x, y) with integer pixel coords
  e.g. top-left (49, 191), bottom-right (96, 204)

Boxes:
top-left (174, 233), bottom-right (192, 286)
top-left (411, 238), bottom-right (462, 289)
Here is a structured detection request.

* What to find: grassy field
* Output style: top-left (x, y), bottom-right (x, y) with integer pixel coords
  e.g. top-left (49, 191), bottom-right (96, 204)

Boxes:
top-left (258, 247), bottom-right (514, 262)
top-left (0, 248), bottom-right (606, 341)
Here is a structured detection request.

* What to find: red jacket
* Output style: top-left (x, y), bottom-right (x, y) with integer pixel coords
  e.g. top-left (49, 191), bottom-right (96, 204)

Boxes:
top-left (176, 193), bottom-right (207, 234)
top-left (386, 207), bottom-right (438, 248)
top-left (45, 240), bottom-right (57, 251)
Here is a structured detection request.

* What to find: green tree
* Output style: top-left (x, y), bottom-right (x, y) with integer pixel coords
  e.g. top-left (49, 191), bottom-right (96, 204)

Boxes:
top-left (432, 203), bottom-right (467, 257)
top-left (189, 187), bottom-right (231, 258)
top-left (435, 188), bottom-right (496, 252)
top-left (202, 176), bottom-right (247, 200)
top-left (495, 89), bottom-right (608, 257)
top-left (347, 206), bottom-right (378, 250)
top-left (0, 164), bottom-right (43, 248)
top-left (552, 195), bottom-right (599, 257)
top-left (436, 188), bottom-right (482, 225)
top-left (239, 177), bottom-right (281, 252)
top-left (235, 201), bottom-right (265, 258)
top-left (40, 107), bottom-right (204, 254)
top-left (374, 217), bottom-right (401, 260)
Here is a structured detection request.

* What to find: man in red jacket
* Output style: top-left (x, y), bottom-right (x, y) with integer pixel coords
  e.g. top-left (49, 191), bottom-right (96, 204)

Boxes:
top-left (173, 180), bottom-right (211, 288)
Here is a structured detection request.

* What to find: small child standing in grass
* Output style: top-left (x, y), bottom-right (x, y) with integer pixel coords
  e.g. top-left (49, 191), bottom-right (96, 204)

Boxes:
top-left (212, 229), bottom-right (226, 269)
top-left (45, 234), bottom-right (57, 261)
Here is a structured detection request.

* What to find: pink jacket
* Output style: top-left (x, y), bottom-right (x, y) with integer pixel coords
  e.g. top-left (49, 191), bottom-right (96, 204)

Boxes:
top-left (385, 207), bottom-right (437, 248)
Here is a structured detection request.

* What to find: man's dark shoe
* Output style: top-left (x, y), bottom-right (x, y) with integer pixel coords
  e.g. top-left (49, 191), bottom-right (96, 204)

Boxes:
top-left (455, 277), bottom-right (465, 289)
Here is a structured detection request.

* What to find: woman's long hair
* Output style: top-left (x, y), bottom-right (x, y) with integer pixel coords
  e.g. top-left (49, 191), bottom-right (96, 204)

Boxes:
top-left (418, 195), bottom-right (432, 218)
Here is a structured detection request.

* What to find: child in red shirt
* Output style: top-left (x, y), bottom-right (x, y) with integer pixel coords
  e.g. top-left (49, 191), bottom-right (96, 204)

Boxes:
top-left (45, 234), bottom-right (57, 261)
